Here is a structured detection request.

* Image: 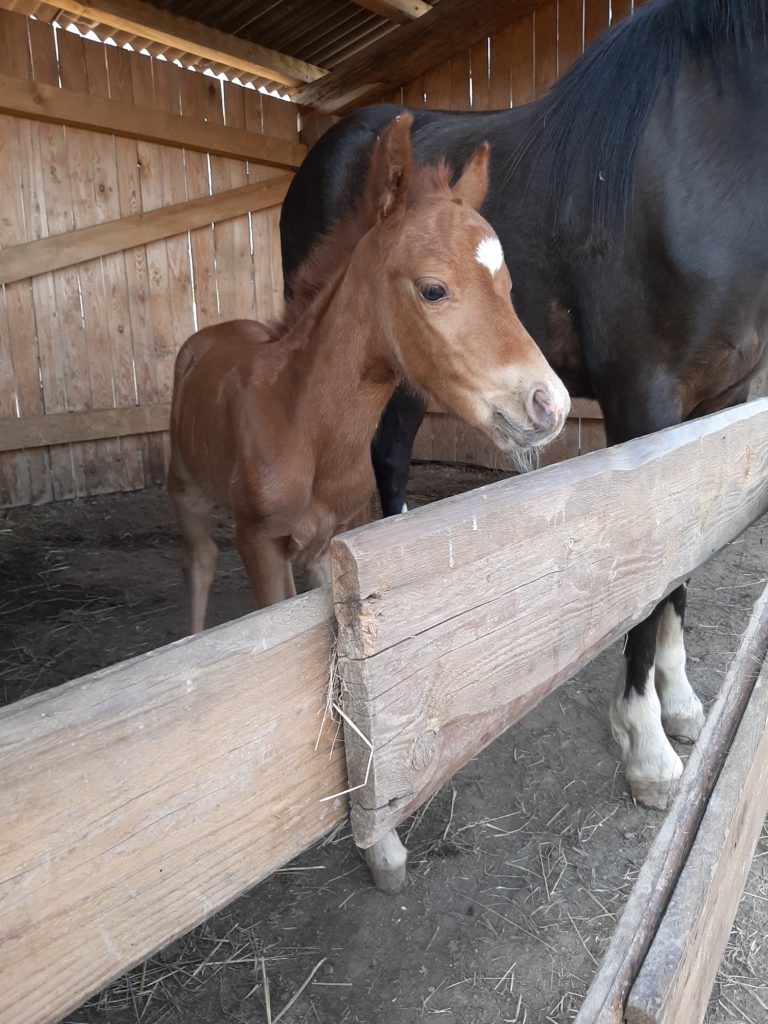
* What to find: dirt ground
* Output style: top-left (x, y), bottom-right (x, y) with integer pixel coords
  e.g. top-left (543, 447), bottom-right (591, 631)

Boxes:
top-left (2, 463), bottom-right (768, 1024)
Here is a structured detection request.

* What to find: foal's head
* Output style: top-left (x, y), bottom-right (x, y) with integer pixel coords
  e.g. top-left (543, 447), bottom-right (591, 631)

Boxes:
top-left (363, 114), bottom-right (569, 451)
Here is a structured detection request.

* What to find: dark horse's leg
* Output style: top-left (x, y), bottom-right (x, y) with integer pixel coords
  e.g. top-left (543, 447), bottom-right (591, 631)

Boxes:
top-left (371, 387), bottom-right (427, 517)
top-left (601, 396), bottom-right (704, 809)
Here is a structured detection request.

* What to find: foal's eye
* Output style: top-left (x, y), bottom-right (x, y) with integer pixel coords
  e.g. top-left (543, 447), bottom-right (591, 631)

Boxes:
top-left (418, 281), bottom-right (449, 304)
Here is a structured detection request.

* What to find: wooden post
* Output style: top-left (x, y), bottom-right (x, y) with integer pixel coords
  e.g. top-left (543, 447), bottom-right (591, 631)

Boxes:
top-left (574, 582), bottom-right (768, 1024)
top-left (330, 401), bottom-right (768, 849)
top-left (0, 588), bottom-right (345, 1024)
top-left (625, 658), bottom-right (768, 1024)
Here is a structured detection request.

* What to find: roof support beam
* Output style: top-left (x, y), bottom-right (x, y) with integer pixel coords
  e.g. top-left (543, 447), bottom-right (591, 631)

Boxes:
top-left (295, 0), bottom-right (542, 112)
top-left (348, 0), bottom-right (431, 24)
top-left (1, 0), bottom-right (328, 86)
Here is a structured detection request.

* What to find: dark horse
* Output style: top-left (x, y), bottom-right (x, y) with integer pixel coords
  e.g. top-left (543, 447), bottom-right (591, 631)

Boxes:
top-left (281, 0), bottom-right (768, 810)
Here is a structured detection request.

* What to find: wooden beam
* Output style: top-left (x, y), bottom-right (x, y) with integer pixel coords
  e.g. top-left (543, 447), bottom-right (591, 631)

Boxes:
top-left (0, 403), bottom-right (171, 452)
top-left (295, 0), bottom-right (542, 112)
top-left (3, 0), bottom-right (328, 86)
top-left (349, 0), bottom-right (431, 24)
top-left (330, 400), bottom-right (768, 848)
top-left (574, 588), bottom-right (768, 1022)
top-left (0, 587), bottom-right (345, 1024)
top-left (0, 73), bottom-right (306, 168)
top-left (0, 175), bottom-right (292, 285)
top-left (625, 656), bottom-right (768, 1024)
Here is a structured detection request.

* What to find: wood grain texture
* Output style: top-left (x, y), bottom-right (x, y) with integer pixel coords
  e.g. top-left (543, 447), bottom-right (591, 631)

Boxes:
top-left (0, 403), bottom-right (170, 453)
top-left (294, 0), bottom-right (545, 112)
top-left (3, 0), bottom-right (327, 85)
top-left (0, 71), bottom-right (306, 168)
top-left (574, 582), bottom-right (768, 1024)
top-left (0, 587), bottom-right (345, 1024)
top-left (349, 0), bottom-right (431, 23)
top-left (331, 401), bottom-right (768, 847)
top-left (625, 658), bottom-right (768, 1024)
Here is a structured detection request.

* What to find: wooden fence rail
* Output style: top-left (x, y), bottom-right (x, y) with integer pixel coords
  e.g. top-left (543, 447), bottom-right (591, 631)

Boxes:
top-left (331, 401), bottom-right (768, 848)
top-left (0, 587), bottom-right (345, 1024)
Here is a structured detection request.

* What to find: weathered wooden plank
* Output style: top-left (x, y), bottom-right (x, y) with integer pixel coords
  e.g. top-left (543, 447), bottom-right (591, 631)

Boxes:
top-left (294, 0), bottom-right (548, 112)
top-left (331, 401), bottom-right (768, 848)
top-left (0, 403), bottom-right (170, 452)
top-left (7, 0), bottom-right (327, 85)
top-left (534, 0), bottom-right (559, 97)
top-left (0, 587), bottom-right (345, 1024)
top-left (625, 657), bottom-right (768, 1024)
top-left (558, 0), bottom-right (585, 73)
top-left (0, 71), bottom-right (306, 168)
top-left (573, 590), bottom-right (768, 1023)
top-left (350, 0), bottom-right (431, 22)
top-left (509, 12), bottom-right (535, 106)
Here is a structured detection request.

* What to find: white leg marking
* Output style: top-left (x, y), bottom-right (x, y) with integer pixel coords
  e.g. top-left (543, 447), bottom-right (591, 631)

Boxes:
top-left (610, 666), bottom-right (683, 810)
top-left (655, 599), bottom-right (704, 743)
top-left (400, 502), bottom-right (408, 514)
top-left (363, 830), bottom-right (407, 893)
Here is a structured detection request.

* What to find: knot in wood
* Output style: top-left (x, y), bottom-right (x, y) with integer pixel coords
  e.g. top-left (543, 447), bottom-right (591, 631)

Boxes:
top-left (411, 730), bottom-right (437, 771)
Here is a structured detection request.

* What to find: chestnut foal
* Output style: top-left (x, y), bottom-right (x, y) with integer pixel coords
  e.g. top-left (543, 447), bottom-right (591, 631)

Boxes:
top-left (168, 113), bottom-right (569, 889)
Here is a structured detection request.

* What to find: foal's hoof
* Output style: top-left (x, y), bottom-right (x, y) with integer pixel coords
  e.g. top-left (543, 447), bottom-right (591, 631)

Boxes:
top-left (363, 831), bottom-right (408, 893)
top-left (662, 702), bottom-right (705, 745)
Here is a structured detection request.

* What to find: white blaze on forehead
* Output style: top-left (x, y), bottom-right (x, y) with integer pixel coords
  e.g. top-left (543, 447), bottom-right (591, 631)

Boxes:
top-left (475, 235), bottom-right (504, 276)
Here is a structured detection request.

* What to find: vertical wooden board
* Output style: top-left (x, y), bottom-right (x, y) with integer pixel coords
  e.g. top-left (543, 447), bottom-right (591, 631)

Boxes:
top-left (57, 29), bottom-right (125, 496)
top-left (0, 14), bottom-right (47, 504)
top-left (178, 70), bottom-right (219, 330)
top-left (259, 94), bottom-right (298, 319)
top-left (132, 52), bottom-right (175, 484)
top-left (402, 73), bottom-right (427, 109)
top-left (430, 413), bottom-right (458, 464)
top-left (5, 11), bottom-right (77, 501)
top-left (584, 0), bottom-right (610, 47)
top-left (106, 45), bottom-right (158, 488)
top-left (558, 0), bottom-right (585, 74)
top-left (611, 0), bottom-right (633, 23)
top-left (154, 62), bottom-right (197, 352)
top-left (488, 25), bottom-right (512, 110)
top-left (208, 80), bottom-right (254, 321)
top-left (449, 50), bottom-right (470, 111)
top-left (411, 412), bottom-right (435, 462)
top-left (423, 60), bottom-right (451, 110)
top-left (81, 32), bottom-right (144, 492)
top-left (243, 88), bottom-right (275, 321)
top-left (470, 38), bottom-right (490, 111)
top-left (510, 13), bottom-right (535, 106)
top-left (626, 661), bottom-right (768, 1024)
top-left (534, 0), bottom-right (559, 97)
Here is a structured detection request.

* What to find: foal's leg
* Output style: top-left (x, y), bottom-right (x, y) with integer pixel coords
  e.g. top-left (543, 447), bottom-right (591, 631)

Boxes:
top-left (235, 522), bottom-right (297, 608)
top-left (168, 472), bottom-right (218, 634)
top-left (655, 582), bottom-right (704, 742)
top-left (371, 388), bottom-right (426, 517)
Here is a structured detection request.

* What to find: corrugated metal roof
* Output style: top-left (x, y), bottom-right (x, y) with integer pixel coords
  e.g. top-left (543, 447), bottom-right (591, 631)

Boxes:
top-left (24, 0), bottom-right (437, 95)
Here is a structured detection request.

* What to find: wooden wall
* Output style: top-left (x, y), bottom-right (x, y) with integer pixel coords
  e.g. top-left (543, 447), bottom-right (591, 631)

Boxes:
top-left (0, 9), bottom-right (299, 508)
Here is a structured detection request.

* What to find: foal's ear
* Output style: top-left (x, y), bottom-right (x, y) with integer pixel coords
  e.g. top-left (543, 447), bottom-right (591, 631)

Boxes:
top-left (451, 142), bottom-right (490, 211)
top-left (366, 112), bottom-right (414, 222)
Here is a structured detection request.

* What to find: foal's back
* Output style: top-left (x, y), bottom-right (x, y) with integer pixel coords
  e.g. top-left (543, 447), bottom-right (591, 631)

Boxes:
top-left (170, 320), bottom-right (295, 506)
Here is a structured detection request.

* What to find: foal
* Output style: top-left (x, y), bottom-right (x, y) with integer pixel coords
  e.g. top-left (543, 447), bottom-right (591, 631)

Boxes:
top-left (168, 113), bottom-right (569, 634)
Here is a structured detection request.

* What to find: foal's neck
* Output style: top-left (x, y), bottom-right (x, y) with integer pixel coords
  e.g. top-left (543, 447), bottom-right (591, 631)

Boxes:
top-left (283, 234), bottom-right (401, 462)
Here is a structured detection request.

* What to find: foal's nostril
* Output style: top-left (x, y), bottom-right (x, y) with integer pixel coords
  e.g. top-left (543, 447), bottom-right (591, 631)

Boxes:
top-left (530, 388), bottom-right (556, 429)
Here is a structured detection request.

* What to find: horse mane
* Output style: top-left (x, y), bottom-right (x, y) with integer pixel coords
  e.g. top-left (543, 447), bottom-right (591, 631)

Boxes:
top-left (278, 160), bottom-right (452, 336)
top-left (514, 0), bottom-right (766, 231)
